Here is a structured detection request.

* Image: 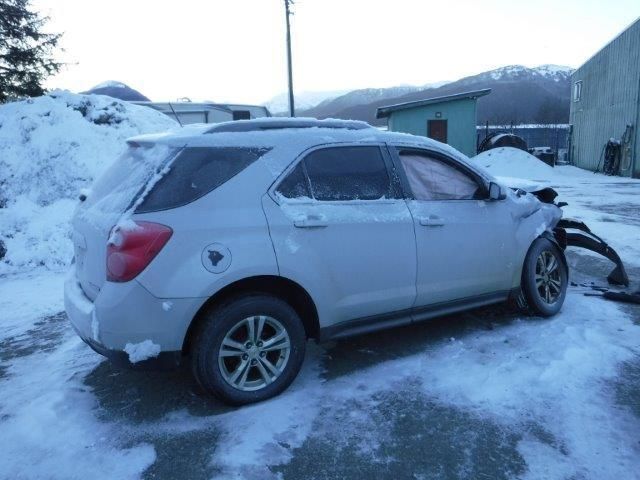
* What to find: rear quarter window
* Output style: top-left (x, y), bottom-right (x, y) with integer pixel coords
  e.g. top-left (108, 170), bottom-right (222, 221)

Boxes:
top-left (276, 162), bottom-right (311, 199)
top-left (135, 146), bottom-right (270, 213)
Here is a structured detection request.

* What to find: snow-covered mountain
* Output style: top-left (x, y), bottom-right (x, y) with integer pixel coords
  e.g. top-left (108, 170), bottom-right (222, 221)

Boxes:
top-left (302, 64), bottom-right (574, 125)
top-left (264, 90), bottom-right (350, 114)
top-left (458, 64), bottom-right (573, 85)
top-left (81, 81), bottom-right (150, 101)
top-left (297, 81), bottom-right (448, 119)
top-left (0, 91), bottom-right (176, 272)
top-left (532, 64), bottom-right (574, 79)
top-left (265, 81), bottom-right (449, 115)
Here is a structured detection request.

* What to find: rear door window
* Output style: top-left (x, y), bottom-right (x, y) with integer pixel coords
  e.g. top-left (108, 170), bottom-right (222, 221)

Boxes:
top-left (136, 146), bottom-right (270, 213)
top-left (303, 146), bottom-right (391, 201)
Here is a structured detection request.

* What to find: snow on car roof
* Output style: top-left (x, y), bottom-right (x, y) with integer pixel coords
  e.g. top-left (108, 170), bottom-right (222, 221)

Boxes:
top-left (127, 117), bottom-right (469, 165)
top-left (126, 117), bottom-right (492, 183)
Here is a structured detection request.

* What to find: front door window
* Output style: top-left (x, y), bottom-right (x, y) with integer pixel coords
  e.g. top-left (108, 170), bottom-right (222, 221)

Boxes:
top-left (399, 152), bottom-right (482, 200)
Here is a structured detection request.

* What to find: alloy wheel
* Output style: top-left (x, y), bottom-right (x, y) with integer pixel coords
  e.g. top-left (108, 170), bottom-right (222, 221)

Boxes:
top-left (535, 250), bottom-right (562, 304)
top-left (218, 315), bottom-right (291, 391)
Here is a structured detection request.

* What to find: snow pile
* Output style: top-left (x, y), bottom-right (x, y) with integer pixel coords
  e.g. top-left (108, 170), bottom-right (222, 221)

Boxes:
top-left (473, 147), bottom-right (557, 181)
top-left (0, 90), bottom-right (176, 273)
top-left (471, 147), bottom-right (629, 191)
top-left (124, 340), bottom-right (161, 363)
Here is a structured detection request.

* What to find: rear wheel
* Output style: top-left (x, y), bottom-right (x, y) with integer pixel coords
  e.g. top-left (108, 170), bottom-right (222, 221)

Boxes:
top-left (191, 294), bottom-right (306, 405)
top-left (519, 238), bottom-right (568, 317)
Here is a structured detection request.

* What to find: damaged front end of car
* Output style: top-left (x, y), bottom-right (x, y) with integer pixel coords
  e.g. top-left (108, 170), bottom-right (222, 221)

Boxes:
top-left (526, 187), bottom-right (629, 287)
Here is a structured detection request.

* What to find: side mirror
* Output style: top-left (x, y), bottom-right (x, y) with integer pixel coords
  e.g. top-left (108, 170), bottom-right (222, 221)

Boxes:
top-left (488, 182), bottom-right (506, 201)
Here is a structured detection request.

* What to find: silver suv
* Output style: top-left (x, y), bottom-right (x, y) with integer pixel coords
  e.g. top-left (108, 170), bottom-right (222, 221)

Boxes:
top-left (65, 118), bottom-right (569, 404)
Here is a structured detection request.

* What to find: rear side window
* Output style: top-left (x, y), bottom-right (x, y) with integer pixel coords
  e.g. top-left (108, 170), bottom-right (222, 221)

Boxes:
top-left (78, 144), bottom-right (178, 231)
top-left (303, 146), bottom-right (391, 201)
top-left (136, 147), bottom-right (270, 213)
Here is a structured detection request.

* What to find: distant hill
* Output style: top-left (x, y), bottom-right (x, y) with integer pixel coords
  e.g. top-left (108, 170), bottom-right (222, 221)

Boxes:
top-left (265, 81), bottom-right (449, 116)
top-left (81, 81), bottom-right (150, 101)
top-left (264, 90), bottom-right (349, 114)
top-left (299, 65), bottom-right (573, 126)
top-left (304, 85), bottom-right (426, 119)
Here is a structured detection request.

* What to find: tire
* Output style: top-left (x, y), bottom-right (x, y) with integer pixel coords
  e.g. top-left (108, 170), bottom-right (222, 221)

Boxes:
top-left (191, 294), bottom-right (306, 405)
top-left (519, 237), bottom-right (568, 317)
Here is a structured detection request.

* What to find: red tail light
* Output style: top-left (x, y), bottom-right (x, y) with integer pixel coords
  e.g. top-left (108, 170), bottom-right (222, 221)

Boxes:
top-left (106, 221), bottom-right (172, 282)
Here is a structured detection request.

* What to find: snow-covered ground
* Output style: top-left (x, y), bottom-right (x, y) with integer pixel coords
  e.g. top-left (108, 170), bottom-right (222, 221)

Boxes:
top-left (0, 141), bottom-right (639, 479)
top-left (0, 91), bottom-right (176, 274)
top-left (475, 147), bottom-right (640, 264)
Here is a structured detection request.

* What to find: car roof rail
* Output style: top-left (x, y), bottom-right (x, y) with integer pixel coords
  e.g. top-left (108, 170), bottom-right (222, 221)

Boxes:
top-left (205, 118), bottom-right (373, 134)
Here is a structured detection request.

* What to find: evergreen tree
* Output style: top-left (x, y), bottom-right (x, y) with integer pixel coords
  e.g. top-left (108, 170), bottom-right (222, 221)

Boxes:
top-left (0, 0), bottom-right (62, 103)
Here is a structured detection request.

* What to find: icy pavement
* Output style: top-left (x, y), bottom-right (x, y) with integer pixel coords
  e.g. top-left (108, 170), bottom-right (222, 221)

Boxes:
top-left (1, 170), bottom-right (639, 480)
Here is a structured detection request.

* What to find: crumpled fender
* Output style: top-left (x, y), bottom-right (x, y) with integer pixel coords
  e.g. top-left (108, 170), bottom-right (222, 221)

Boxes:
top-left (505, 189), bottom-right (564, 289)
top-left (510, 190), bottom-right (563, 247)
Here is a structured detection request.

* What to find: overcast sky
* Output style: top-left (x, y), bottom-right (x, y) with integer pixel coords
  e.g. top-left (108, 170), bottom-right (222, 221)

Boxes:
top-left (35, 0), bottom-right (640, 104)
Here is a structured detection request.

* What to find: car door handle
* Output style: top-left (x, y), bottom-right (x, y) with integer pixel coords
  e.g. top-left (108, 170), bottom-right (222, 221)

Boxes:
top-left (294, 215), bottom-right (328, 228)
top-left (419, 215), bottom-right (445, 227)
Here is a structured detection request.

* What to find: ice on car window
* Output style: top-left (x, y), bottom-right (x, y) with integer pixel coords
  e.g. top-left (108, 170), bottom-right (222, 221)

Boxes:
top-left (304, 146), bottom-right (390, 201)
top-left (277, 162), bottom-right (311, 199)
top-left (135, 146), bottom-right (271, 213)
top-left (399, 153), bottom-right (480, 201)
top-left (77, 144), bottom-right (177, 230)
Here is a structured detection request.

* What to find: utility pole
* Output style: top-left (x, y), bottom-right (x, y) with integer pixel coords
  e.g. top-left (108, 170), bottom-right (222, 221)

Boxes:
top-left (284, 0), bottom-right (295, 117)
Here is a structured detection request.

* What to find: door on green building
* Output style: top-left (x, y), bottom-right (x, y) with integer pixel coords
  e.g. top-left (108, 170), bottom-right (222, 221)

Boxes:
top-left (427, 119), bottom-right (448, 143)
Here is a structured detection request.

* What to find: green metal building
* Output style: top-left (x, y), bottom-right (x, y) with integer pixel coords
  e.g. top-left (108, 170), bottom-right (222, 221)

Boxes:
top-left (569, 18), bottom-right (640, 177)
top-left (376, 89), bottom-right (491, 157)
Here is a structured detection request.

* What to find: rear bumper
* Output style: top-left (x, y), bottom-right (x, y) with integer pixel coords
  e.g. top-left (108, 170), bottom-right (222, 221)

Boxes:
top-left (83, 336), bottom-right (181, 370)
top-left (64, 271), bottom-right (204, 369)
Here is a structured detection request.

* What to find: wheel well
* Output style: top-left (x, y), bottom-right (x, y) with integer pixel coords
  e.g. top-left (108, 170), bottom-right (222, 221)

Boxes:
top-left (521, 233), bottom-right (568, 285)
top-left (515, 233), bottom-right (568, 289)
top-left (182, 275), bottom-right (320, 355)
top-left (540, 231), bottom-right (568, 270)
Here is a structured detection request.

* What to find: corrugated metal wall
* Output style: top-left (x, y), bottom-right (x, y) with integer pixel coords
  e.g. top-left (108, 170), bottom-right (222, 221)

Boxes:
top-left (569, 18), bottom-right (640, 177)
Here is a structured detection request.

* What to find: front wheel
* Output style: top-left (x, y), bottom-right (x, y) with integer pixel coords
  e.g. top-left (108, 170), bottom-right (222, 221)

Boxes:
top-left (191, 294), bottom-right (306, 405)
top-left (519, 237), bottom-right (568, 316)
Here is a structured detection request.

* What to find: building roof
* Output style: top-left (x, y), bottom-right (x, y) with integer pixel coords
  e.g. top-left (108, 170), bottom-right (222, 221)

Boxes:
top-left (376, 88), bottom-right (492, 119)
